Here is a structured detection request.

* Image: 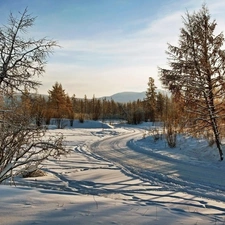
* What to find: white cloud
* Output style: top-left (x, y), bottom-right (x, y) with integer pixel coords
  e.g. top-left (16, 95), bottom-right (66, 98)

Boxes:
top-left (40, 0), bottom-right (225, 97)
top-left (59, 11), bottom-right (183, 56)
top-left (46, 10), bottom-right (183, 97)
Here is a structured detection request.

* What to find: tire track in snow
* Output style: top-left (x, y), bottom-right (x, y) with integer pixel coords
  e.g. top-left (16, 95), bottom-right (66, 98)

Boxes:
top-left (90, 128), bottom-right (225, 203)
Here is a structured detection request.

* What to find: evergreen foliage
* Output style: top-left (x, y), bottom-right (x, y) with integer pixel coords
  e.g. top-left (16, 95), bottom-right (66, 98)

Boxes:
top-left (144, 77), bottom-right (157, 122)
top-left (48, 82), bottom-right (72, 128)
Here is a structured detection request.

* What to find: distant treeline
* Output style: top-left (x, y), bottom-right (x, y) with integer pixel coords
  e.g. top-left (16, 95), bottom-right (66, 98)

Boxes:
top-left (5, 79), bottom-right (172, 128)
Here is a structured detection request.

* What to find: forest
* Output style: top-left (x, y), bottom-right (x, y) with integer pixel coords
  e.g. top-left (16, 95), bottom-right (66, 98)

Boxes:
top-left (6, 78), bottom-right (168, 127)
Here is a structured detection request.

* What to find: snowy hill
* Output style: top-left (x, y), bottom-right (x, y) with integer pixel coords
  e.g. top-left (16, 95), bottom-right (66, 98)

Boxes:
top-left (101, 91), bottom-right (146, 102)
top-left (100, 89), bottom-right (168, 103)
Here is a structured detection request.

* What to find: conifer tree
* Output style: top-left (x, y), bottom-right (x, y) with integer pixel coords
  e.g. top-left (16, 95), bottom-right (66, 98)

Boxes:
top-left (20, 89), bottom-right (32, 118)
top-left (91, 95), bottom-right (101, 120)
top-left (31, 94), bottom-right (47, 127)
top-left (156, 92), bottom-right (165, 122)
top-left (159, 4), bottom-right (225, 160)
top-left (145, 77), bottom-right (157, 122)
top-left (48, 82), bottom-right (68, 128)
top-left (66, 95), bottom-right (74, 126)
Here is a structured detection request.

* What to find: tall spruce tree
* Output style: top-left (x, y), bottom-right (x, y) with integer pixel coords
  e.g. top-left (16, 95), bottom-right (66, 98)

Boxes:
top-left (48, 82), bottom-right (68, 128)
top-left (31, 94), bottom-right (47, 127)
top-left (145, 77), bottom-right (157, 122)
top-left (159, 4), bottom-right (225, 160)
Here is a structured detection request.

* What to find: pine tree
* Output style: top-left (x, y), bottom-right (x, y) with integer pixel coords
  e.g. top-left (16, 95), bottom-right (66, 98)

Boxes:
top-left (31, 95), bottom-right (47, 127)
top-left (48, 82), bottom-right (68, 128)
top-left (156, 92), bottom-right (165, 122)
top-left (145, 77), bottom-right (157, 122)
top-left (91, 95), bottom-right (101, 121)
top-left (66, 95), bottom-right (73, 126)
top-left (20, 89), bottom-right (32, 118)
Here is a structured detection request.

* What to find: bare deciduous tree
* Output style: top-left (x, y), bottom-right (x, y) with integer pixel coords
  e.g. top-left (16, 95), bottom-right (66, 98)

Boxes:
top-left (0, 9), bottom-right (69, 183)
top-left (159, 4), bottom-right (225, 160)
top-left (0, 8), bottom-right (57, 94)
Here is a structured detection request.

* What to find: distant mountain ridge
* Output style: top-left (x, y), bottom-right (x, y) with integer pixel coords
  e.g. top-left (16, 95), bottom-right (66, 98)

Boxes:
top-left (100, 89), bottom-right (168, 103)
top-left (101, 91), bottom-right (145, 103)
top-left (13, 90), bottom-right (168, 103)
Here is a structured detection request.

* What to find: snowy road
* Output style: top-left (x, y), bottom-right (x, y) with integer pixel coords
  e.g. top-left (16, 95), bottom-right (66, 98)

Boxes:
top-left (90, 128), bottom-right (225, 203)
top-left (4, 125), bottom-right (225, 225)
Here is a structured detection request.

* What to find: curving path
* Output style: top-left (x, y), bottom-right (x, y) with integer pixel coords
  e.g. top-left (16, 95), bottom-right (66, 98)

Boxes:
top-left (90, 128), bottom-right (225, 202)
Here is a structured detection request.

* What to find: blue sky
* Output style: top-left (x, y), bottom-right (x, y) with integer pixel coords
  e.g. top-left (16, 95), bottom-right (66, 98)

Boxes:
top-left (1, 0), bottom-right (225, 97)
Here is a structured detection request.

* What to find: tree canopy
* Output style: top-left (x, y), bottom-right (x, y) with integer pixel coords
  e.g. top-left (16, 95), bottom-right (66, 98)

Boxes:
top-left (159, 4), bottom-right (225, 160)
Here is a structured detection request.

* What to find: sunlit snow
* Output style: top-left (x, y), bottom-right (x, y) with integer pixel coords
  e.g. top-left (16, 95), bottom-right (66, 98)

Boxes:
top-left (1, 120), bottom-right (225, 225)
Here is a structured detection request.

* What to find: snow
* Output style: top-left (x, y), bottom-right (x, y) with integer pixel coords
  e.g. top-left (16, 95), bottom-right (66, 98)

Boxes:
top-left (1, 120), bottom-right (225, 224)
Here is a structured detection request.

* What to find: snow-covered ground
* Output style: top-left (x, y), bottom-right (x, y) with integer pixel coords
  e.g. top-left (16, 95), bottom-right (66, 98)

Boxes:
top-left (1, 120), bottom-right (225, 225)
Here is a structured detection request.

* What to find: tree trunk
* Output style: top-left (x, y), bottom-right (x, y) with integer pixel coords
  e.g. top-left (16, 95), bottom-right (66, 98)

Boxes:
top-left (208, 89), bottom-right (223, 160)
top-left (211, 117), bottom-right (223, 160)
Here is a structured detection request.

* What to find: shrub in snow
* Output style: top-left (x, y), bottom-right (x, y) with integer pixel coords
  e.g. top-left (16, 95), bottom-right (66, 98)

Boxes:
top-left (165, 124), bottom-right (177, 148)
top-left (22, 169), bottom-right (46, 178)
top-left (0, 106), bottom-right (70, 183)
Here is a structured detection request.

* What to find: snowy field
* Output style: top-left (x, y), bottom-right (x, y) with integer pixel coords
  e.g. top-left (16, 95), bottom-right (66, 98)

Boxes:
top-left (1, 120), bottom-right (225, 225)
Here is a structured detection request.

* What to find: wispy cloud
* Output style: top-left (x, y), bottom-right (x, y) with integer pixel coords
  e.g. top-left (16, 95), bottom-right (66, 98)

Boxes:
top-left (38, 0), bottom-right (225, 96)
top-left (41, 9), bottom-right (192, 96)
